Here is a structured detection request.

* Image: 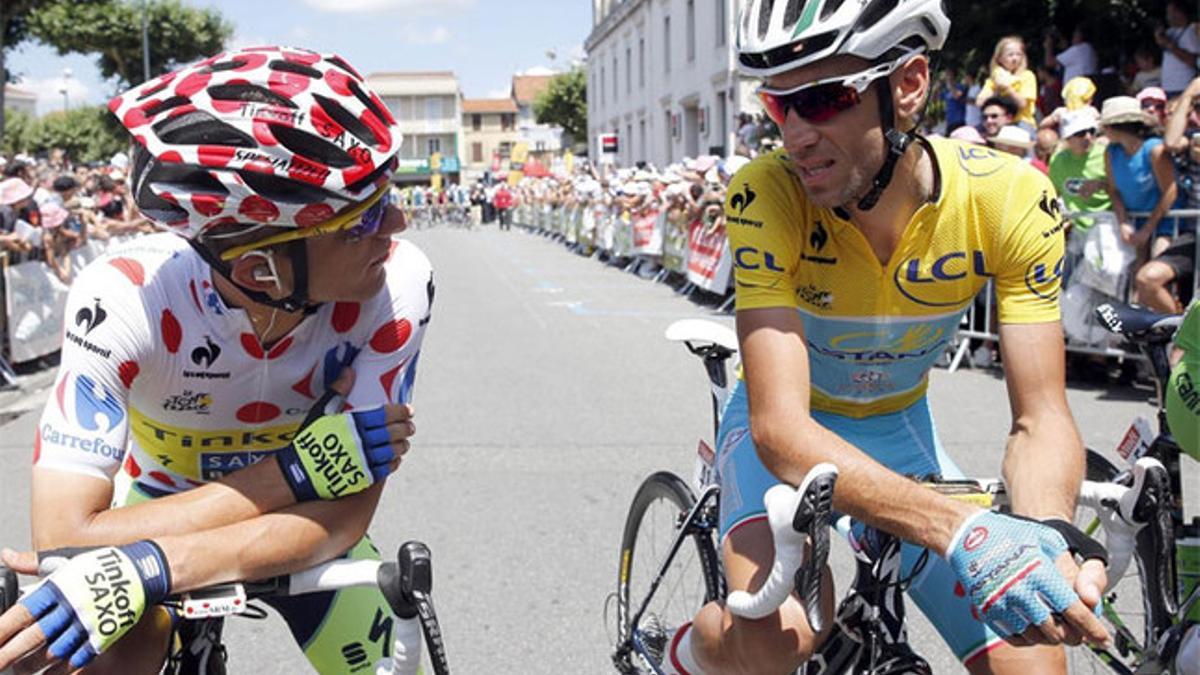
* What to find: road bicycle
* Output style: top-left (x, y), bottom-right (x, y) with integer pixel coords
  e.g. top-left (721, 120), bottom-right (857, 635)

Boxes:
top-left (609, 315), bottom-right (1198, 674)
top-left (0, 540), bottom-right (450, 675)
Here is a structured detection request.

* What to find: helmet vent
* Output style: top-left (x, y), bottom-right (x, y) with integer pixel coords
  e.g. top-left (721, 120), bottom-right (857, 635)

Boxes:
top-left (325, 55), bottom-right (364, 81)
top-left (313, 93), bottom-right (375, 146)
top-left (142, 95), bottom-right (191, 118)
top-left (269, 59), bottom-right (323, 79)
top-left (740, 30), bottom-right (837, 71)
top-left (270, 123), bottom-right (356, 169)
top-left (346, 78), bottom-right (390, 128)
top-left (757, 0), bottom-right (776, 41)
top-left (855, 0), bottom-right (899, 34)
top-left (204, 58), bottom-right (249, 74)
top-left (137, 79), bottom-right (171, 101)
top-left (783, 0), bottom-right (805, 27)
top-left (819, 0), bottom-right (848, 21)
top-left (920, 17), bottom-right (939, 40)
top-left (208, 83), bottom-right (297, 109)
top-left (152, 110), bottom-right (256, 148)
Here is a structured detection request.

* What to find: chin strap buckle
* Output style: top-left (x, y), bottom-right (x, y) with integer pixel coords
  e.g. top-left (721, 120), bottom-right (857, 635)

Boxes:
top-left (855, 129), bottom-right (913, 211)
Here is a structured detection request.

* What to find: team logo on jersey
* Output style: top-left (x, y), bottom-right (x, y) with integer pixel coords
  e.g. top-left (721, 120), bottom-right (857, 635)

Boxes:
top-left (74, 299), bottom-right (107, 335)
top-left (183, 336), bottom-right (231, 379)
top-left (190, 337), bottom-right (222, 369)
top-left (955, 145), bottom-right (1005, 178)
top-left (795, 284), bottom-right (834, 310)
top-left (893, 249), bottom-right (992, 307)
top-left (199, 450), bottom-right (276, 480)
top-left (59, 372), bottom-right (125, 433)
top-left (730, 183), bottom-right (757, 215)
top-left (162, 390), bottom-right (212, 415)
top-left (39, 423), bottom-right (124, 460)
top-left (812, 325), bottom-right (946, 364)
top-left (64, 299), bottom-right (113, 359)
top-left (1024, 256), bottom-right (1063, 301)
top-left (810, 220), bottom-right (828, 251)
top-left (734, 246), bottom-right (786, 272)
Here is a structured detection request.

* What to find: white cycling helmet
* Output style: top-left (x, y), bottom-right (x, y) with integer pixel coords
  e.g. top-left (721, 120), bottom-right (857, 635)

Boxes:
top-left (737, 0), bottom-right (951, 77)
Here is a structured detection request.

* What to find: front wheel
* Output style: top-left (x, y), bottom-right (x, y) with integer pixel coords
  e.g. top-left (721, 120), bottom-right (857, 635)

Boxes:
top-left (612, 472), bottom-right (722, 673)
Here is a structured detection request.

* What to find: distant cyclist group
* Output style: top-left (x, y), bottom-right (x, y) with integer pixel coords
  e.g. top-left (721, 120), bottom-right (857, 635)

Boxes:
top-left (0, 2), bottom-right (1197, 675)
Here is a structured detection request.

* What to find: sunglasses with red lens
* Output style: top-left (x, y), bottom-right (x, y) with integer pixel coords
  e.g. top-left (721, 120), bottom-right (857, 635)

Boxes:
top-left (756, 49), bottom-right (918, 126)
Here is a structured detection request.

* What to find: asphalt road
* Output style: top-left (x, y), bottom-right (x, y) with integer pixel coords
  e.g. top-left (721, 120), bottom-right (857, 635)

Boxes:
top-left (0, 224), bottom-right (1195, 673)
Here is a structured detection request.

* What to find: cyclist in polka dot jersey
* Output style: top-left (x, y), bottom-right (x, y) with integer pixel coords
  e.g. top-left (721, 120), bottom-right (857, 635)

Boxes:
top-left (2, 46), bottom-right (434, 674)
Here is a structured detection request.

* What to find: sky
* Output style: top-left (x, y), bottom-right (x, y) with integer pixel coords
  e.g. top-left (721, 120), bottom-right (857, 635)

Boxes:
top-left (7, 0), bottom-right (593, 116)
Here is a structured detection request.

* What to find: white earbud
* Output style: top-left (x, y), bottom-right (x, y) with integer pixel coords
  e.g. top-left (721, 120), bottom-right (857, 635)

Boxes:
top-left (242, 250), bottom-right (282, 291)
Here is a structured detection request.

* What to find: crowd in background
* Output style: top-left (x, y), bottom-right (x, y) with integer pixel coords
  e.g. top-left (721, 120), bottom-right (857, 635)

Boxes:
top-left (0, 149), bottom-right (153, 285)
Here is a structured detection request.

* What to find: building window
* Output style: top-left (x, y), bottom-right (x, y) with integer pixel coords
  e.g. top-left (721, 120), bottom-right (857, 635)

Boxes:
top-left (600, 64), bottom-right (606, 105)
top-left (612, 56), bottom-right (618, 103)
top-left (502, 113), bottom-right (516, 131)
top-left (471, 142), bottom-right (483, 162)
top-left (472, 114), bottom-right (481, 131)
top-left (686, 0), bottom-right (695, 62)
top-left (498, 141), bottom-right (512, 158)
top-left (627, 123), bottom-right (633, 163)
top-left (638, 37), bottom-right (645, 87)
top-left (716, 0), bottom-right (726, 47)
top-left (664, 16), bottom-right (671, 73)
top-left (427, 137), bottom-right (441, 156)
top-left (625, 46), bottom-right (632, 94)
top-left (535, 141), bottom-right (547, 152)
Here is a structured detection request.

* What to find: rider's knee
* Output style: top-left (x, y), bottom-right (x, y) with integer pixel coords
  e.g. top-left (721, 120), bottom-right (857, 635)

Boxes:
top-left (1136, 261), bottom-right (1174, 290)
top-left (728, 610), bottom-right (819, 674)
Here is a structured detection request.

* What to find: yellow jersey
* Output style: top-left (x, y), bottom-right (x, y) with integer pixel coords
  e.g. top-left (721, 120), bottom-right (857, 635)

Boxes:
top-left (726, 138), bottom-right (1065, 418)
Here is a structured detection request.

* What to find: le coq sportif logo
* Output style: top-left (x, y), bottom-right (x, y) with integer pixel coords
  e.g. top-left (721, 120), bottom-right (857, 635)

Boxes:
top-left (75, 299), bottom-right (107, 335)
top-left (190, 337), bottom-right (222, 369)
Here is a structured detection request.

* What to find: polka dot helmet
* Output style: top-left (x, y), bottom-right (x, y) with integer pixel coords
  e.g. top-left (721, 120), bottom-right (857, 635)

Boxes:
top-left (109, 46), bottom-right (400, 239)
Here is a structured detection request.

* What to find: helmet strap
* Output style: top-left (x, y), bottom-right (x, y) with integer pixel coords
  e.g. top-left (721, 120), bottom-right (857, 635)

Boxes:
top-left (856, 78), bottom-right (913, 211)
top-left (187, 238), bottom-right (318, 315)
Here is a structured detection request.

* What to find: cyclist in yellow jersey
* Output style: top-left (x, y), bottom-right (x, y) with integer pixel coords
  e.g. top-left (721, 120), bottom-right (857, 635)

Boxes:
top-left (653, 2), bottom-right (1111, 674)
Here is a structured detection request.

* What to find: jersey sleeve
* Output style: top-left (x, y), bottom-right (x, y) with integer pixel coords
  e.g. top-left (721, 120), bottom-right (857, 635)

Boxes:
top-left (991, 164), bottom-right (1066, 324)
top-left (35, 258), bottom-right (148, 481)
top-left (727, 155), bottom-right (803, 311)
top-left (344, 240), bottom-right (434, 408)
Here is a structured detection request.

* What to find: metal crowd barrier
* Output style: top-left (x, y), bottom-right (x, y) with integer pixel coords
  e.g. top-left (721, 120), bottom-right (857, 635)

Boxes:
top-left (948, 207), bottom-right (1197, 372)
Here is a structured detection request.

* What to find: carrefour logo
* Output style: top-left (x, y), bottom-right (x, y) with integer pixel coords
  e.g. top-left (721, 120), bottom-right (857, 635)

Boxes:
top-left (59, 372), bottom-right (125, 433)
top-left (893, 250), bottom-right (991, 307)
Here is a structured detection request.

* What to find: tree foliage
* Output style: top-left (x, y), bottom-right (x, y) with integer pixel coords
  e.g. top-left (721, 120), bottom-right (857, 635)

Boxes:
top-left (534, 68), bottom-right (587, 145)
top-left (3, 105), bottom-right (127, 162)
top-left (1, 1), bottom-right (61, 147)
top-left (27, 0), bottom-right (232, 87)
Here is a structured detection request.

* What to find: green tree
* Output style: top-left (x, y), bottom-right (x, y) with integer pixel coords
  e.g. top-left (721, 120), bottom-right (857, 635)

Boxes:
top-left (28, 0), bottom-right (232, 87)
top-left (1, 0), bottom-right (57, 147)
top-left (1, 108), bottom-right (36, 156)
top-left (534, 68), bottom-right (587, 146)
top-left (22, 106), bottom-right (127, 162)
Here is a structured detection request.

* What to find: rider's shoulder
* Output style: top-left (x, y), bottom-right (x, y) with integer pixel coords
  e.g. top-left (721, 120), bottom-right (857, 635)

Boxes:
top-left (72, 232), bottom-right (191, 296)
top-left (930, 136), bottom-right (1054, 215)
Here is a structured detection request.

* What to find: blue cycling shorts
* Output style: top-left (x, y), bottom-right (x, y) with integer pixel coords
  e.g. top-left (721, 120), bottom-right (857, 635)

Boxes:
top-left (714, 381), bottom-right (1006, 665)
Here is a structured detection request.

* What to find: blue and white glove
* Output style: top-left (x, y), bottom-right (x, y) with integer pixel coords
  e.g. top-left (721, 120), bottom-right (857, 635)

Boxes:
top-left (945, 510), bottom-right (1084, 637)
top-left (19, 541), bottom-right (170, 669)
top-left (276, 406), bottom-right (395, 502)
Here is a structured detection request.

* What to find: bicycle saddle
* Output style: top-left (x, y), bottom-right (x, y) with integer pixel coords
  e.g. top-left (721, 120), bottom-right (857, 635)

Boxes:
top-left (1094, 301), bottom-right (1181, 341)
top-left (664, 319), bottom-right (739, 353)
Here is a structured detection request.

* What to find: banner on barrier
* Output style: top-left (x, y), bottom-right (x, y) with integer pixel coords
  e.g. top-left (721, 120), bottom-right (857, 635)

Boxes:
top-left (5, 235), bottom-right (137, 364)
top-left (613, 211), bottom-right (633, 258)
top-left (662, 215), bottom-right (690, 274)
top-left (686, 223), bottom-right (732, 293)
top-left (632, 209), bottom-right (663, 256)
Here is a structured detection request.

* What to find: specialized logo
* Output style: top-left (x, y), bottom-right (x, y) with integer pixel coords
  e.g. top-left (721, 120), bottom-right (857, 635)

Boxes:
top-left (811, 325), bottom-right (946, 364)
top-left (730, 183), bottom-right (757, 215)
top-left (734, 246), bottom-right (786, 272)
top-left (1024, 256), bottom-right (1063, 301)
top-left (190, 337), bottom-right (221, 369)
top-left (74, 298), bottom-right (107, 335)
top-left (162, 390), bottom-right (212, 415)
top-left (893, 250), bottom-right (992, 307)
top-left (963, 526), bottom-right (989, 552)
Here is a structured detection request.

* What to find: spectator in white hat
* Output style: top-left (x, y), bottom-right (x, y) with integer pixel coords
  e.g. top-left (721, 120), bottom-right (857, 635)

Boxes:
top-left (990, 124), bottom-right (1034, 157)
top-left (0, 177), bottom-right (36, 253)
top-left (1049, 110), bottom-right (1110, 231)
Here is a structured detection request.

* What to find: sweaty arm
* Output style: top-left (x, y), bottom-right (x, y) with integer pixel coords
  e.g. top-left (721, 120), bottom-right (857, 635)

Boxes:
top-left (994, 164), bottom-right (1082, 521)
top-left (738, 308), bottom-right (975, 555)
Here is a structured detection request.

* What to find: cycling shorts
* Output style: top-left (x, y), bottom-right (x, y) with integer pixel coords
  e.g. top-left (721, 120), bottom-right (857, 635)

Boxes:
top-left (714, 382), bottom-right (1005, 665)
top-left (119, 483), bottom-right (398, 674)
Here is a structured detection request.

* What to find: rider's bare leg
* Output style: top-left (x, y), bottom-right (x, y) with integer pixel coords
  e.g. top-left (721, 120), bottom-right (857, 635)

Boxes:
top-left (966, 642), bottom-right (1065, 675)
top-left (688, 519), bottom-right (834, 674)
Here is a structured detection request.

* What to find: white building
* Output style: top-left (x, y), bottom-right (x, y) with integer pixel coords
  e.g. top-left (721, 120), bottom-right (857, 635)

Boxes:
top-left (511, 73), bottom-right (565, 157)
top-left (585, 0), bottom-right (757, 166)
top-left (367, 71), bottom-right (464, 185)
top-left (3, 84), bottom-right (37, 118)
